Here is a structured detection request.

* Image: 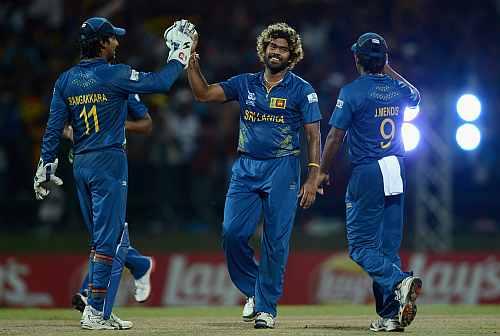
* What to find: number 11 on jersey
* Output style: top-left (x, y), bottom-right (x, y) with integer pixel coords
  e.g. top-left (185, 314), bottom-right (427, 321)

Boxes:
top-left (79, 105), bottom-right (100, 134)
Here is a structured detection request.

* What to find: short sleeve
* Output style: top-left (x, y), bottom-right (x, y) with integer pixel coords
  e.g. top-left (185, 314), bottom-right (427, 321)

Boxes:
top-left (398, 81), bottom-right (420, 107)
top-left (127, 94), bottom-right (148, 119)
top-left (299, 83), bottom-right (322, 124)
top-left (329, 88), bottom-right (353, 130)
top-left (218, 74), bottom-right (243, 102)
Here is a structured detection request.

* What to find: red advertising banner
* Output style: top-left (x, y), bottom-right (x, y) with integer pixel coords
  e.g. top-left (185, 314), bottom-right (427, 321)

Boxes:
top-left (1, 252), bottom-right (499, 307)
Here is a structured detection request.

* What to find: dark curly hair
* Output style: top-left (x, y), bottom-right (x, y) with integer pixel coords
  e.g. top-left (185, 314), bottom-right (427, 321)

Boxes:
top-left (80, 34), bottom-right (113, 59)
top-left (356, 53), bottom-right (386, 74)
top-left (256, 23), bottom-right (304, 69)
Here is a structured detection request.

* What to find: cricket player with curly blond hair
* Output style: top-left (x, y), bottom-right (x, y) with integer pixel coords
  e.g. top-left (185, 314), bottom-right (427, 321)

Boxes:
top-left (187, 23), bottom-right (322, 328)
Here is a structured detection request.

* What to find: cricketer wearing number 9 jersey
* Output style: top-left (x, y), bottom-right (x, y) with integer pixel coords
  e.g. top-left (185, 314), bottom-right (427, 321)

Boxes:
top-left (317, 33), bottom-right (422, 332)
top-left (33, 17), bottom-right (196, 330)
top-left (187, 23), bottom-right (322, 329)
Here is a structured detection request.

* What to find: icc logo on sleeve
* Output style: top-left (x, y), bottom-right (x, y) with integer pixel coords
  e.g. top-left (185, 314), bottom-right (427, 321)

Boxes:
top-left (129, 70), bottom-right (139, 81)
top-left (307, 93), bottom-right (318, 103)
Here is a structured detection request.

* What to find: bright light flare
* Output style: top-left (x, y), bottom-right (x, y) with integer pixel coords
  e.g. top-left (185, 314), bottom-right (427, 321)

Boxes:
top-left (402, 122), bottom-right (420, 151)
top-left (456, 123), bottom-right (481, 151)
top-left (404, 105), bottom-right (420, 122)
top-left (456, 94), bottom-right (481, 122)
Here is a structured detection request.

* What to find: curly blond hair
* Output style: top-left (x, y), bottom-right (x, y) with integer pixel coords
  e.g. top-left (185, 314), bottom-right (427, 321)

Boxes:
top-left (256, 23), bottom-right (304, 69)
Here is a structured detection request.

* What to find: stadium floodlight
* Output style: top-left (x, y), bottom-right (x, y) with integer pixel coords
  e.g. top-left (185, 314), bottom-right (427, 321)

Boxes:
top-left (404, 105), bottom-right (420, 122)
top-left (456, 94), bottom-right (481, 122)
top-left (456, 123), bottom-right (481, 151)
top-left (402, 122), bottom-right (420, 151)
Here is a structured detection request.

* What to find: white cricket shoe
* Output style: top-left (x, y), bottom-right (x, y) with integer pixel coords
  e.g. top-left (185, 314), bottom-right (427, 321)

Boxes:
top-left (110, 312), bottom-right (133, 329)
top-left (81, 305), bottom-right (118, 330)
top-left (134, 257), bottom-right (154, 302)
top-left (369, 317), bottom-right (404, 332)
top-left (395, 276), bottom-right (422, 327)
top-left (254, 312), bottom-right (275, 329)
top-left (242, 296), bottom-right (256, 321)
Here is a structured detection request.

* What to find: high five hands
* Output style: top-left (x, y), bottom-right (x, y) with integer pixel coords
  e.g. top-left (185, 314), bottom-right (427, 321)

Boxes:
top-left (164, 19), bottom-right (198, 68)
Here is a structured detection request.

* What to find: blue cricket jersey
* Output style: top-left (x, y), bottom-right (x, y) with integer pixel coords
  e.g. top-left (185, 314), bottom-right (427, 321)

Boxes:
top-left (41, 58), bottom-right (183, 163)
top-left (127, 94), bottom-right (147, 119)
top-left (329, 74), bottom-right (420, 165)
top-left (219, 71), bottom-right (322, 159)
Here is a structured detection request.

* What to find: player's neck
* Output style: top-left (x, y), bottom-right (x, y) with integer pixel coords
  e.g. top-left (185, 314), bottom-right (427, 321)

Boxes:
top-left (264, 68), bottom-right (287, 84)
top-left (359, 67), bottom-right (383, 76)
top-left (263, 68), bottom-right (287, 91)
top-left (82, 55), bottom-right (108, 63)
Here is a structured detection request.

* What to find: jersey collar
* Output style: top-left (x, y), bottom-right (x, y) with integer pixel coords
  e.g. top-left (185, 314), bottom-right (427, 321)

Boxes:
top-left (258, 70), bottom-right (292, 88)
top-left (78, 57), bottom-right (108, 66)
top-left (362, 73), bottom-right (387, 79)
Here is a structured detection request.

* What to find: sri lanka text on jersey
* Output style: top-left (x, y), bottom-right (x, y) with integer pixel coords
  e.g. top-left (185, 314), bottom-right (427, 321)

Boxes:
top-left (244, 110), bottom-right (285, 123)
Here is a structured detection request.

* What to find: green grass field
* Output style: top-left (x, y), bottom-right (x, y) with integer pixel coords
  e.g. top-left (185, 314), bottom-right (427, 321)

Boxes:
top-left (0, 305), bottom-right (499, 335)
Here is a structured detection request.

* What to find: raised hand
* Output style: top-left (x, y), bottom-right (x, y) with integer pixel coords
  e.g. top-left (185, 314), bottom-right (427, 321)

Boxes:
top-left (163, 19), bottom-right (197, 68)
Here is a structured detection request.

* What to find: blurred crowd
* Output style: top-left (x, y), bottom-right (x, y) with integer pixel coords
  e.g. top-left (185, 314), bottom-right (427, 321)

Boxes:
top-left (0, 0), bottom-right (499, 240)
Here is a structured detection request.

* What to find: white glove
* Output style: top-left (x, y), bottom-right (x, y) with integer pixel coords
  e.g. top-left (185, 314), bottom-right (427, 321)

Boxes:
top-left (33, 158), bottom-right (63, 200)
top-left (163, 20), bottom-right (196, 68)
top-left (165, 19), bottom-right (197, 47)
top-left (176, 19), bottom-right (197, 38)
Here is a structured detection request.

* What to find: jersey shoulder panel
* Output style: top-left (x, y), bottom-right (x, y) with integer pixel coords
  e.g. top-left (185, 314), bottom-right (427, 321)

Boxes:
top-left (96, 63), bottom-right (131, 81)
top-left (241, 72), bottom-right (259, 83)
top-left (289, 72), bottom-right (309, 84)
top-left (340, 78), bottom-right (363, 100)
top-left (56, 67), bottom-right (78, 96)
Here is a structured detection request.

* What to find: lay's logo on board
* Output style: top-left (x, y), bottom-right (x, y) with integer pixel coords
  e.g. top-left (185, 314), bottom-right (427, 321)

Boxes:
top-left (270, 97), bottom-right (287, 109)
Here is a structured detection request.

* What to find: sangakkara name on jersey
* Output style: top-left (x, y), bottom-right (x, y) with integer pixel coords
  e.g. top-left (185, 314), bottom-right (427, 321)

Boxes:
top-left (374, 106), bottom-right (399, 118)
top-left (67, 93), bottom-right (108, 106)
top-left (244, 110), bottom-right (285, 123)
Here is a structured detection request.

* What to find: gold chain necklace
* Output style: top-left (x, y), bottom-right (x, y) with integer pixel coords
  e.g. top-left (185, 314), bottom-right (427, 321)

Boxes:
top-left (264, 76), bottom-right (283, 86)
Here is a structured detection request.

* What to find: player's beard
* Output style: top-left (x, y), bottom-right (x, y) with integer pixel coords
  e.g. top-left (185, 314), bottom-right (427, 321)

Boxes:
top-left (264, 54), bottom-right (289, 74)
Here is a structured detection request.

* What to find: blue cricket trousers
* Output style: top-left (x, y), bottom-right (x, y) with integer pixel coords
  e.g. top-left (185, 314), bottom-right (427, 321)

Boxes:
top-left (345, 158), bottom-right (410, 319)
top-left (222, 154), bottom-right (300, 317)
top-left (73, 148), bottom-right (127, 310)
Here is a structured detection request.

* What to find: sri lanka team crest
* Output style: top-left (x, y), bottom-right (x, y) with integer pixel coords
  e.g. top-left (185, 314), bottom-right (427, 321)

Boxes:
top-left (270, 97), bottom-right (287, 109)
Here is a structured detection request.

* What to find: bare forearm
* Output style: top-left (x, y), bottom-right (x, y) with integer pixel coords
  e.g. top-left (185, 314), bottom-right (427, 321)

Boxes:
top-left (306, 127), bottom-right (321, 179)
top-left (320, 127), bottom-right (345, 174)
top-left (303, 122), bottom-right (321, 179)
top-left (125, 114), bottom-right (153, 135)
top-left (187, 62), bottom-right (210, 101)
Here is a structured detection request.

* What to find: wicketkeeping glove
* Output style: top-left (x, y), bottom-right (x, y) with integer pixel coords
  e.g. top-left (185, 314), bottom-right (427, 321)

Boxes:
top-left (163, 19), bottom-right (196, 68)
top-left (33, 158), bottom-right (63, 200)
